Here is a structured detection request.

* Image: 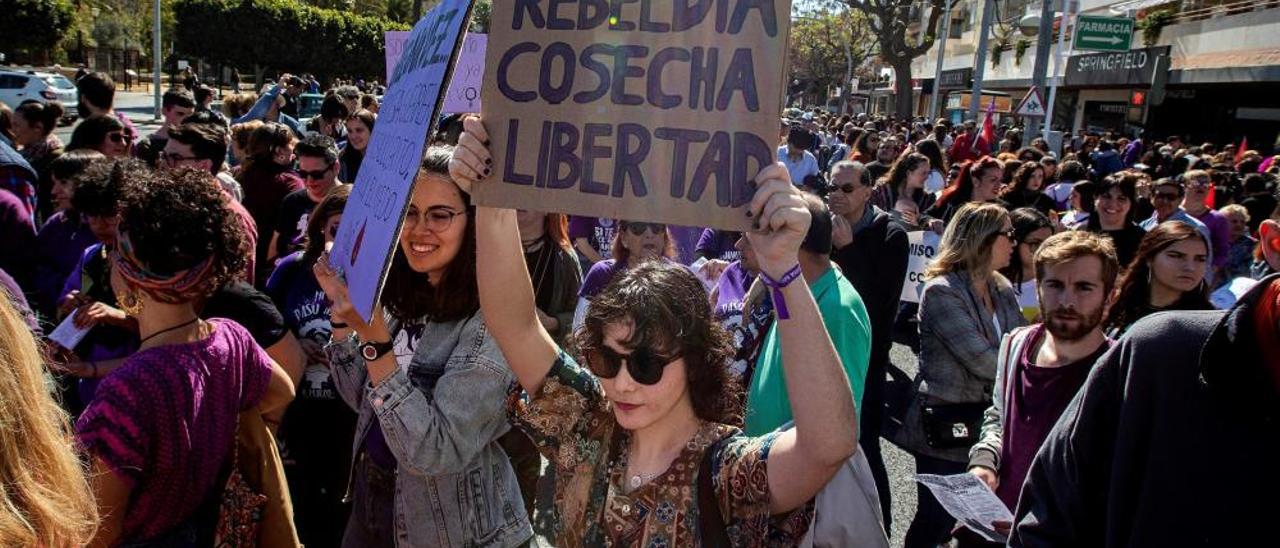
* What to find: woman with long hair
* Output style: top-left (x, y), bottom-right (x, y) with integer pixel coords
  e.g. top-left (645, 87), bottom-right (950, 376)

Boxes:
top-left (900, 202), bottom-right (1027, 548)
top-left (339, 109), bottom-right (375, 183)
top-left (13, 101), bottom-right (66, 222)
top-left (999, 161), bottom-right (1056, 215)
top-left (927, 157), bottom-right (1005, 226)
top-left (227, 119), bottom-right (263, 170)
top-left (1080, 173), bottom-right (1146, 266)
top-left (239, 122), bottom-right (302, 270)
top-left (573, 220), bottom-right (679, 331)
top-left (0, 294), bottom-right (98, 547)
top-left (33, 150), bottom-right (103, 317)
top-left (67, 114), bottom-right (129, 158)
top-left (1104, 222), bottom-right (1214, 336)
top-left (264, 185), bottom-right (356, 546)
top-left (850, 129), bottom-right (880, 163)
top-left (915, 138), bottom-right (949, 195)
top-left (869, 151), bottom-right (934, 214)
top-left (313, 147), bottom-right (533, 547)
top-left (451, 115), bottom-right (857, 546)
top-left (76, 168), bottom-right (295, 546)
top-left (999, 207), bottom-right (1055, 321)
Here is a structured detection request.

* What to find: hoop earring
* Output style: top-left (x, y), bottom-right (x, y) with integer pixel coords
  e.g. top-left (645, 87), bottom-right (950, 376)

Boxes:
top-left (117, 290), bottom-right (144, 317)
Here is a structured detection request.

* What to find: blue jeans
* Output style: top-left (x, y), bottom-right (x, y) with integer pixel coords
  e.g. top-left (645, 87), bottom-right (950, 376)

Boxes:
top-left (341, 452), bottom-right (398, 548)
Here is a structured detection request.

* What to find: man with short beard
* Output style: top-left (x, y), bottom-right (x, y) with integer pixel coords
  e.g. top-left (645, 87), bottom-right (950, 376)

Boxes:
top-left (962, 231), bottom-right (1119, 544)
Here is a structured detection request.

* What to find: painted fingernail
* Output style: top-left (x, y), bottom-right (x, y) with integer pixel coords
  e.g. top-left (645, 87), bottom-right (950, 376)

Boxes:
top-left (745, 210), bottom-right (753, 217)
top-left (483, 167), bottom-right (491, 176)
top-left (483, 139), bottom-right (491, 147)
top-left (484, 158), bottom-right (492, 166)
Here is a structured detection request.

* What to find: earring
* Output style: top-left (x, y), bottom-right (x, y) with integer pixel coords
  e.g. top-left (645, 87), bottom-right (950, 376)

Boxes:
top-left (117, 290), bottom-right (144, 317)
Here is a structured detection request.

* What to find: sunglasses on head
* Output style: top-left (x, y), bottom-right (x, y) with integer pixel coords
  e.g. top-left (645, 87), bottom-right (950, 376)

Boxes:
top-left (622, 222), bottom-right (664, 236)
top-left (106, 132), bottom-right (127, 144)
top-left (586, 345), bottom-right (679, 385)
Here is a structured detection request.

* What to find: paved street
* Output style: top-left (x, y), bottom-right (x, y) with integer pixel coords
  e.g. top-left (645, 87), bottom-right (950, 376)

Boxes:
top-left (53, 91), bottom-right (164, 144)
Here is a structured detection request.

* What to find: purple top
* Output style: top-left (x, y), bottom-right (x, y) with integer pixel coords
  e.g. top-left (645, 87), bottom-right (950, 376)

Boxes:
top-left (579, 259), bottom-right (626, 299)
top-left (568, 216), bottom-right (618, 259)
top-left (0, 267), bottom-right (39, 334)
top-left (0, 186), bottom-right (36, 287)
top-left (34, 211), bottom-right (97, 315)
top-left (76, 319), bottom-right (273, 543)
top-left (667, 225), bottom-right (703, 265)
top-left (696, 229), bottom-right (742, 263)
top-left (1189, 208), bottom-right (1231, 269)
top-left (713, 261), bottom-right (754, 315)
top-left (995, 325), bottom-right (1104, 509)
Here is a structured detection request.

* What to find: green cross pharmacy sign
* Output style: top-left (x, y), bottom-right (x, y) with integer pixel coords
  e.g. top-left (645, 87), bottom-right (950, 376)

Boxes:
top-left (1073, 15), bottom-right (1134, 53)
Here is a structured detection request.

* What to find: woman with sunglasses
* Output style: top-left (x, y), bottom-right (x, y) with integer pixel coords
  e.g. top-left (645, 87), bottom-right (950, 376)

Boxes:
top-left (899, 202), bottom-right (1027, 548)
top-left (268, 134), bottom-right (344, 263)
top-left (999, 207), bottom-right (1056, 321)
top-left (313, 147), bottom-right (533, 547)
top-left (572, 219), bottom-right (679, 331)
top-left (451, 115), bottom-right (857, 546)
top-left (339, 109), bottom-right (375, 184)
top-left (67, 114), bottom-right (129, 158)
top-left (238, 122), bottom-right (302, 272)
top-left (1103, 221), bottom-right (1213, 337)
top-left (266, 185), bottom-right (357, 546)
top-left (77, 166), bottom-right (296, 547)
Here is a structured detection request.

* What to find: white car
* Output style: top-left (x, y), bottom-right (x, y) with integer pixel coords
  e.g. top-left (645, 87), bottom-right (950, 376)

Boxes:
top-left (0, 69), bottom-right (79, 123)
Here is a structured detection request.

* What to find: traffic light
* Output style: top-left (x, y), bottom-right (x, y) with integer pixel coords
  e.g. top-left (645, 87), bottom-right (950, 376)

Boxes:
top-left (1130, 90), bottom-right (1147, 107)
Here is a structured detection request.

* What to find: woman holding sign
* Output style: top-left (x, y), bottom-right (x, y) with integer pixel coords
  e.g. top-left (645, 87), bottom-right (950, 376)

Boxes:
top-left (451, 116), bottom-right (857, 546)
top-left (313, 147), bottom-right (533, 548)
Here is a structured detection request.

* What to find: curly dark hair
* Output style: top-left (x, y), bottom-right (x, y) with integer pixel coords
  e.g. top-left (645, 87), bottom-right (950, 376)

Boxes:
top-left (116, 167), bottom-right (248, 301)
top-left (71, 158), bottom-right (145, 217)
top-left (575, 261), bottom-right (742, 426)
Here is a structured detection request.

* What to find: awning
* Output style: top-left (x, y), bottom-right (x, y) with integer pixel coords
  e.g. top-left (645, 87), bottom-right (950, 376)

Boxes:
top-left (1108, 0), bottom-right (1178, 13)
top-left (1171, 48), bottom-right (1280, 84)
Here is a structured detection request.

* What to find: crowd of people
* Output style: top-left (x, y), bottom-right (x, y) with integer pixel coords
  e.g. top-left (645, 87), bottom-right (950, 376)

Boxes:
top-left (0, 67), bottom-right (1278, 548)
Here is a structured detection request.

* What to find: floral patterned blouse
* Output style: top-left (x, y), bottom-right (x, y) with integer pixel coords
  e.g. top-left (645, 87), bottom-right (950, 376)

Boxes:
top-left (508, 350), bottom-right (813, 547)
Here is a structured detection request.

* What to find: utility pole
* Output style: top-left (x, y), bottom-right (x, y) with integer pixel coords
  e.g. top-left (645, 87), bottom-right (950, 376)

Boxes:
top-left (969, 0), bottom-right (997, 122)
top-left (1026, 0), bottom-right (1057, 136)
top-left (928, 0), bottom-right (955, 121)
top-left (152, 0), bottom-right (161, 120)
top-left (1044, 0), bottom-right (1076, 141)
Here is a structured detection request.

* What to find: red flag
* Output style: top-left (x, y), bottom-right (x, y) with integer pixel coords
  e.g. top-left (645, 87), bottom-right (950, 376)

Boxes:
top-left (972, 98), bottom-right (996, 155)
top-left (1234, 136), bottom-right (1248, 165)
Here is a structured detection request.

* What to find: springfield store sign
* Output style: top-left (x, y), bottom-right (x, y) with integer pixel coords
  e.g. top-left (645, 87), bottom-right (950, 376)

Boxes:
top-left (1065, 46), bottom-right (1170, 87)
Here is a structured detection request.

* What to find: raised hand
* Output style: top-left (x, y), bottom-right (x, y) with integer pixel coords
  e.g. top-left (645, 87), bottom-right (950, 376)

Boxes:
top-left (744, 164), bottom-right (811, 279)
top-left (448, 115), bottom-right (491, 195)
top-left (313, 252), bottom-right (389, 342)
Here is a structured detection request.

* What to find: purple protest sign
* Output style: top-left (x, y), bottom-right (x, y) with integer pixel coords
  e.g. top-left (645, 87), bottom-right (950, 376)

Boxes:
top-left (387, 32), bottom-right (486, 114)
top-left (332, 0), bottom-right (475, 322)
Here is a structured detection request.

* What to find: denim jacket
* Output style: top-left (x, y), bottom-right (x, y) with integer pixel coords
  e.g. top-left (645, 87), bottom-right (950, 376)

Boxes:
top-left (325, 311), bottom-right (532, 547)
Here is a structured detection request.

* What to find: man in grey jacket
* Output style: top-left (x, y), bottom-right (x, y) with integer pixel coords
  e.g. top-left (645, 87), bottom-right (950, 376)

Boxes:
top-left (965, 231), bottom-right (1119, 540)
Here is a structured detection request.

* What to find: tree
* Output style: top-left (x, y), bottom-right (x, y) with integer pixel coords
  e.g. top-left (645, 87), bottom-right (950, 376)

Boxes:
top-left (790, 7), bottom-right (876, 109)
top-left (0, 0), bottom-right (75, 55)
top-left (833, 0), bottom-right (948, 120)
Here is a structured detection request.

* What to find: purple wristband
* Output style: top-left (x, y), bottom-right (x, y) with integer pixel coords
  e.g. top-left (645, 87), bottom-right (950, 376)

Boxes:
top-left (759, 264), bottom-right (802, 320)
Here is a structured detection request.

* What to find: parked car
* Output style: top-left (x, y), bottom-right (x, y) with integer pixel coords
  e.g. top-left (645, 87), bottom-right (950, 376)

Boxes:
top-left (0, 69), bottom-right (78, 124)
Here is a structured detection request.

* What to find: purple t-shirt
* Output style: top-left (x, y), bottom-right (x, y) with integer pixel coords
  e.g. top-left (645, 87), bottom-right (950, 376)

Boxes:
top-left (76, 319), bottom-right (273, 543)
top-left (668, 225), bottom-right (703, 265)
top-left (34, 211), bottom-right (97, 315)
top-left (0, 267), bottom-right (39, 334)
top-left (0, 186), bottom-right (36, 287)
top-left (579, 259), bottom-right (626, 299)
top-left (995, 325), bottom-right (1106, 509)
top-left (568, 216), bottom-right (618, 259)
top-left (712, 261), bottom-right (773, 383)
top-left (696, 229), bottom-right (742, 263)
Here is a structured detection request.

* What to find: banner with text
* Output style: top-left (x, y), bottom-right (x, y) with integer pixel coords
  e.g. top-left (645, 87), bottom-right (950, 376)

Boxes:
top-left (900, 230), bottom-right (942, 304)
top-left (332, 0), bottom-right (475, 322)
top-left (472, 0), bottom-right (791, 231)
top-left (387, 31), bottom-right (486, 114)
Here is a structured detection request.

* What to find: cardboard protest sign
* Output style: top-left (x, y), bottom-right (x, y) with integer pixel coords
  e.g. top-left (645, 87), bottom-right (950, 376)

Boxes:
top-left (386, 32), bottom-right (486, 114)
top-left (900, 230), bottom-right (942, 304)
top-left (332, 0), bottom-right (475, 322)
top-left (472, 0), bottom-right (792, 231)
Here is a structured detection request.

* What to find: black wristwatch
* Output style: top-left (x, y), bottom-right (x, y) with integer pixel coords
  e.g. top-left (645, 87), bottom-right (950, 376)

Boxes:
top-left (359, 338), bottom-right (394, 361)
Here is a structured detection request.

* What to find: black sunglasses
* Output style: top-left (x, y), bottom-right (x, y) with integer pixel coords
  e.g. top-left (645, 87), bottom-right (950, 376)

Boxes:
top-left (296, 163), bottom-right (334, 180)
top-left (622, 222), bottom-right (664, 236)
top-left (586, 346), bottom-right (679, 386)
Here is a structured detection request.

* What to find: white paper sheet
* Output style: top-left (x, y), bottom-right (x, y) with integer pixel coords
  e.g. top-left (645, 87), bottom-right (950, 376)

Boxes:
top-left (48, 309), bottom-right (91, 350)
top-left (916, 473), bottom-right (1014, 543)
